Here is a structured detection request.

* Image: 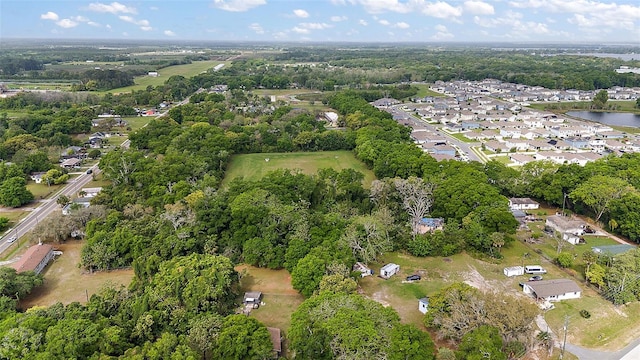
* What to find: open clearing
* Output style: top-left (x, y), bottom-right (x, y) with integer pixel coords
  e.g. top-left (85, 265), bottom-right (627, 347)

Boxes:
top-left (222, 150), bottom-right (376, 187)
top-left (108, 60), bottom-right (225, 93)
top-left (20, 241), bottom-right (134, 309)
top-left (237, 264), bottom-right (304, 331)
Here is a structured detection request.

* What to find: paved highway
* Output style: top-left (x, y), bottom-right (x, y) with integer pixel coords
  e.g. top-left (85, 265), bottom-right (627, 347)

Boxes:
top-left (0, 165), bottom-right (101, 256)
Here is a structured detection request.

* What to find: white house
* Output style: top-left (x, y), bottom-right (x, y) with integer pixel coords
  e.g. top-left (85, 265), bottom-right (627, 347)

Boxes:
top-left (523, 279), bottom-right (581, 302)
top-left (380, 263), bottom-right (400, 279)
top-left (508, 198), bottom-right (540, 211)
top-left (418, 298), bottom-right (429, 314)
top-left (546, 215), bottom-right (585, 236)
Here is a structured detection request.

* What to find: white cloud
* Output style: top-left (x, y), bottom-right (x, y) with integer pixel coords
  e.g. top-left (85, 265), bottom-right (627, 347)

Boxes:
top-left (150, 6), bottom-right (159, 11)
top-left (212, 0), bottom-right (266, 12)
top-left (87, 2), bottom-right (137, 14)
top-left (88, 21), bottom-right (100, 27)
top-left (118, 15), bottom-right (152, 31)
top-left (474, 11), bottom-right (550, 37)
top-left (463, 0), bottom-right (494, 15)
top-left (358, 19), bottom-right (368, 26)
top-left (418, 1), bottom-right (462, 19)
top-left (432, 24), bottom-right (454, 39)
top-left (71, 16), bottom-right (90, 22)
top-left (293, 9), bottom-right (309, 18)
top-left (106, 24), bottom-right (112, 29)
top-left (292, 22), bottom-right (332, 34)
top-left (331, 15), bottom-right (348, 22)
top-left (40, 11), bottom-right (59, 21)
top-left (56, 19), bottom-right (79, 28)
top-left (379, 19), bottom-right (390, 26)
top-left (351, 0), bottom-right (411, 14)
top-left (164, 30), bottom-right (176, 36)
top-left (299, 22), bottom-right (332, 30)
top-left (249, 22), bottom-right (264, 34)
top-left (394, 21), bottom-right (410, 29)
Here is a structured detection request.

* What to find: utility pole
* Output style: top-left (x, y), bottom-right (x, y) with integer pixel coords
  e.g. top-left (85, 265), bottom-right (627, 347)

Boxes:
top-left (560, 316), bottom-right (569, 359)
top-left (561, 192), bottom-right (567, 216)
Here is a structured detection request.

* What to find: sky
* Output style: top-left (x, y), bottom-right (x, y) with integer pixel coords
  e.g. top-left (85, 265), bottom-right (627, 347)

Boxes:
top-left (1, 0), bottom-right (639, 43)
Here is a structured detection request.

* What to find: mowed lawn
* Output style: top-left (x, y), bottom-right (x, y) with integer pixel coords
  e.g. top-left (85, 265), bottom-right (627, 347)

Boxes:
top-left (222, 151), bottom-right (376, 187)
top-left (20, 241), bottom-right (134, 309)
top-left (108, 60), bottom-right (225, 93)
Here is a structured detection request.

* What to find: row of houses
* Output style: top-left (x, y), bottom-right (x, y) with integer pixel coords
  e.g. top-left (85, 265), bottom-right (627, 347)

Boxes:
top-left (430, 79), bottom-right (640, 103)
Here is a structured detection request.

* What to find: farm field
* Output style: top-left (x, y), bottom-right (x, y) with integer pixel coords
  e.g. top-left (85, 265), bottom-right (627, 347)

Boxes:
top-left (20, 241), bottom-right (134, 309)
top-left (222, 150), bottom-right (376, 187)
top-left (107, 60), bottom-right (226, 93)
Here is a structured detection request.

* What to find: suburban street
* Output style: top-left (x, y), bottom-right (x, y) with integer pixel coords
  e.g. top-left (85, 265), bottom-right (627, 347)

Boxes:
top-left (0, 164), bottom-right (101, 256)
top-left (0, 83), bottom-right (203, 258)
top-left (390, 104), bottom-right (484, 163)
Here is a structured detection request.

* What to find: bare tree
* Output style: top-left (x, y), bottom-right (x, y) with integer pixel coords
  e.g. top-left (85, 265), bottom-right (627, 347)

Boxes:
top-left (394, 177), bottom-right (435, 238)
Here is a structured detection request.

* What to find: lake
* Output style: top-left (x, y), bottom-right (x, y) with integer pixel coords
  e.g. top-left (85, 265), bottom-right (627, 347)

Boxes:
top-left (567, 111), bottom-right (640, 128)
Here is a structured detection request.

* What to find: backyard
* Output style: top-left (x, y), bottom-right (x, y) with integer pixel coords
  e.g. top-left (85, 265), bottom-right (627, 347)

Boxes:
top-left (222, 151), bottom-right (376, 187)
top-left (19, 240), bottom-right (134, 309)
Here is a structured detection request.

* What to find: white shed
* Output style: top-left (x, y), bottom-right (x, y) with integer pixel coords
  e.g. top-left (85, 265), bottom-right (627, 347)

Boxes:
top-left (503, 266), bottom-right (525, 277)
top-left (380, 263), bottom-right (400, 279)
top-left (418, 298), bottom-right (429, 314)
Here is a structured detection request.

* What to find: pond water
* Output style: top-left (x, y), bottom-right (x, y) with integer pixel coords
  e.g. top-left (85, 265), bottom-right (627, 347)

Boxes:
top-left (567, 111), bottom-right (640, 128)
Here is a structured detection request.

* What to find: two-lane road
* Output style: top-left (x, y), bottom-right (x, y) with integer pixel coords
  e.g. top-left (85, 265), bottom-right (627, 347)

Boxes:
top-left (0, 164), bottom-right (101, 255)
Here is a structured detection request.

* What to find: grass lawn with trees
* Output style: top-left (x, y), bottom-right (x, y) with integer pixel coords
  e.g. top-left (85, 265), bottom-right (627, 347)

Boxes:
top-left (222, 151), bottom-right (376, 187)
top-left (108, 60), bottom-right (225, 93)
top-left (20, 241), bottom-right (134, 309)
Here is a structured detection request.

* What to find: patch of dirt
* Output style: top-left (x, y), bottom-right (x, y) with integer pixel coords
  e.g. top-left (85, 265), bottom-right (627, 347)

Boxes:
top-left (462, 265), bottom-right (509, 293)
top-left (370, 289), bottom-right (391, 308)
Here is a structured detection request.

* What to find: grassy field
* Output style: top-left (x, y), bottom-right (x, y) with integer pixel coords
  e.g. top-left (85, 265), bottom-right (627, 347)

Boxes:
top-left (449, 132), bottom-right (474, 143)
top-left (26, 183), bottom-right (65, 200)
top-left (20, 241), bottom-right (134, 309)
top-left (107, 60), bottom-right (225, 93)
top-left (237, 265), bottom-right (304, 357)
top-left (222, 151), bottom-right (376, 187)
top-left (356, 204), bottom-right (640, 353)
top-left (413, 84), bottom-right (447, 98)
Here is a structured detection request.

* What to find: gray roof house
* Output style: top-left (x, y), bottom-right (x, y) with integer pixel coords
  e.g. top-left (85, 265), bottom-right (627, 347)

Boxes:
top-left (523, 279), bottom-right (581, 302)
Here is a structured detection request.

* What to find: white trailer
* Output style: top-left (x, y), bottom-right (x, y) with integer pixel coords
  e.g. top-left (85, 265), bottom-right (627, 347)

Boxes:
top-left (380, 263), bottom-right (400, 279)
top-left (503, 266), bottom-right (525, 277)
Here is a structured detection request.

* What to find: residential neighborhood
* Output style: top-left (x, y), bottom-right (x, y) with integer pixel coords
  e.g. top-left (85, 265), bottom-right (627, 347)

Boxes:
top-left (373, 80), bottom-right (640, 166)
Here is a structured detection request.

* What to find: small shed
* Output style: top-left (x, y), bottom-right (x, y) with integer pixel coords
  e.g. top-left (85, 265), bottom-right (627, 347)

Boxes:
top-left (243, 291), bottom-right (263, 309)
top-left (380, 263), bottom-right (400, 279)
top-left (509, 197), bottom-right (540, 211)
top-left (353, 262), bottom-right (373, 277)
top-left (503, 266), bottom-right (524, 277)
top-left (267, 327), bottom-right (282, 357)
top-left (418, 297), bottom-right (429, 314)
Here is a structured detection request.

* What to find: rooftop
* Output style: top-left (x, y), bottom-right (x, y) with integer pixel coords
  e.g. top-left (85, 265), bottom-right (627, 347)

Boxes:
top-left (11, 243), bottom-right (54, 273)
top-left (525, 279), bottom-right (581, 298)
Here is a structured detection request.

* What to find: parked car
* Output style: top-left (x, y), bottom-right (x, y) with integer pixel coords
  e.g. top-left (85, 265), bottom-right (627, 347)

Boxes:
top-left (529, 275), bottom-right (543, 281)
top-left (6, 235), bottom-right (16, 243)
top-left (406, 274), bottom-right (421, 281)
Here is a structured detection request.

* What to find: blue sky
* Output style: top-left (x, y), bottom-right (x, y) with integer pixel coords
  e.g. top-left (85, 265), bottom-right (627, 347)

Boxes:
top-left (1, 0), bottom-right (639, 42)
